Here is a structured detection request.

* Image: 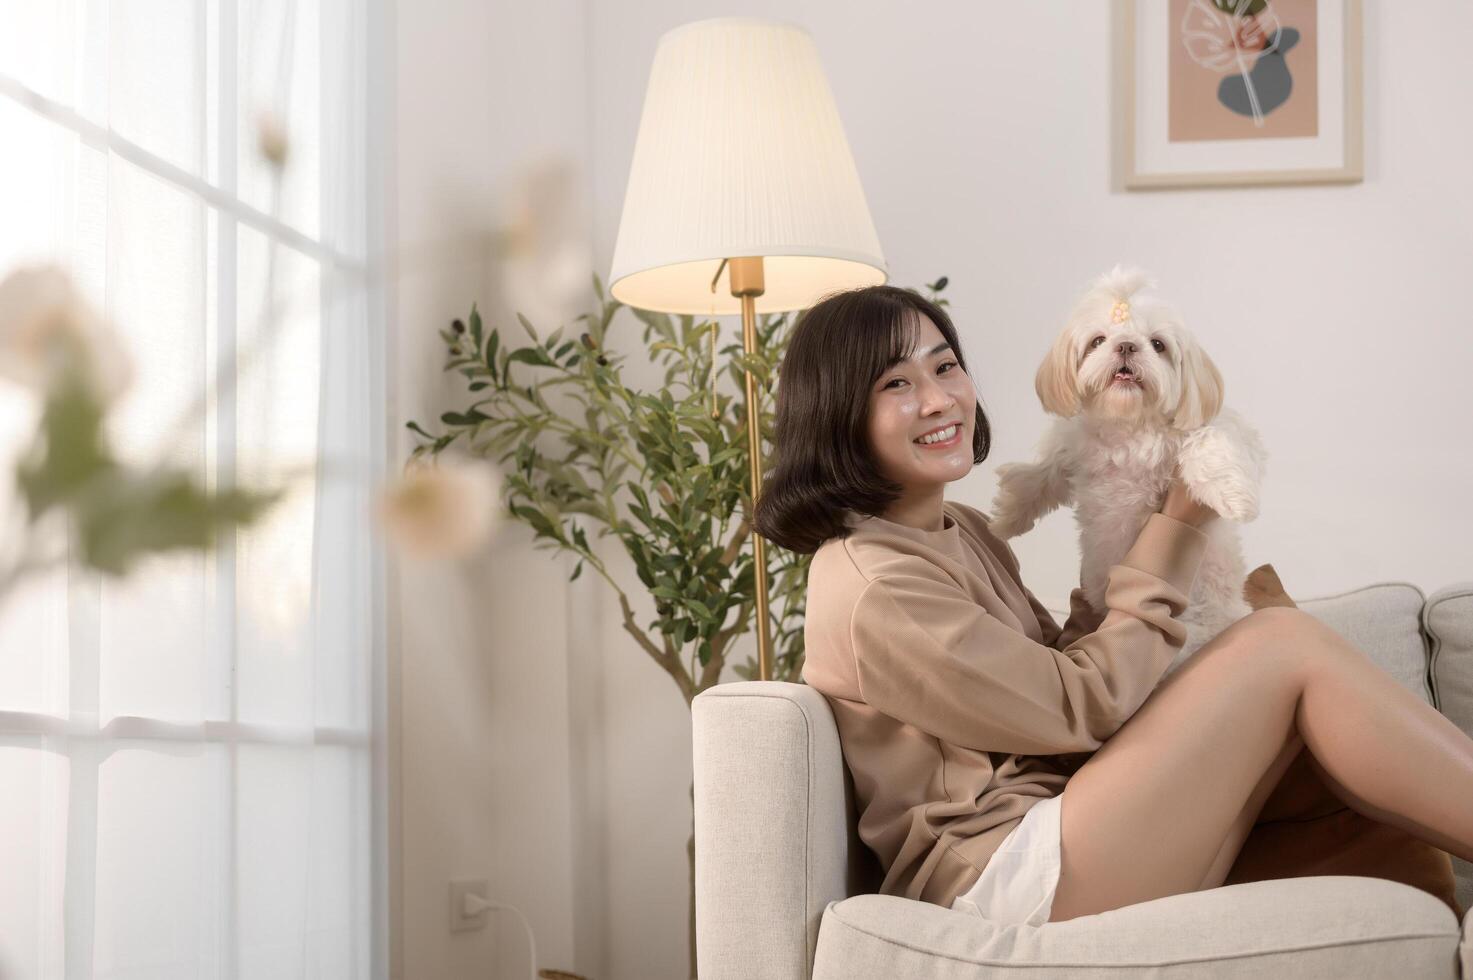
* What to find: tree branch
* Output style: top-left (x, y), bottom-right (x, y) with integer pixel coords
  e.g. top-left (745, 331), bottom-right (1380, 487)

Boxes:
top-left (720, 516), bottom-right (751, 566)
top-left (618, 591), bottom-right (694, 704)
top-left (699, 600), bottom-right (753, 692)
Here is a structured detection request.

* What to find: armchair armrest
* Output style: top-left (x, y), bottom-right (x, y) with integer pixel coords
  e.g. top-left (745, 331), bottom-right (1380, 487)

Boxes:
top-left (693, 681), bottom-right (858, 980)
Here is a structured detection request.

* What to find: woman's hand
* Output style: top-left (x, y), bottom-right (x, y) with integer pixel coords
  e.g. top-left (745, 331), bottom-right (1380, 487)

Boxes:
top-left (1160, 470), bottom-right (1218, 528)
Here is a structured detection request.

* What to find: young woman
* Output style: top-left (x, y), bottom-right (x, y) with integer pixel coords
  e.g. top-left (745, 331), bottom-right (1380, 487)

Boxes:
top-left (751, 284), bottom-right (1473, 925)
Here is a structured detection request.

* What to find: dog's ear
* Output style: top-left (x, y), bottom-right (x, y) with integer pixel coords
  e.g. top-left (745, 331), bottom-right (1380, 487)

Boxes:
top-left (1035, 329), bottom-right (1081, 417)
top-left (1171, 339), bottom-right (1224, 430)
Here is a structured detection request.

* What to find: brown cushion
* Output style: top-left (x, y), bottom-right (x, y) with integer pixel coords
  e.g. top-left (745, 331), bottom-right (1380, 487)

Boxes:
top-left (1221, 565), bottom-right (1463, 919)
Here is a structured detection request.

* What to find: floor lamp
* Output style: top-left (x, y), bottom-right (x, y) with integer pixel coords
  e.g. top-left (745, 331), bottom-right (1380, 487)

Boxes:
top-left (608, 16), bottom-right (887, 680)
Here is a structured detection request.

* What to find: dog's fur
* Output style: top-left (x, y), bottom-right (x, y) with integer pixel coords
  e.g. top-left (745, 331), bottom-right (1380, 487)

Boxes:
top-left (989, 266), bottom-right (1267, 676)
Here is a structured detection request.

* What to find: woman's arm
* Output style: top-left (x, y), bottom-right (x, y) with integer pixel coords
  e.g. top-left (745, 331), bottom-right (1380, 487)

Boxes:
top-left (1159, 470), bottom-right (1220, 529)
top-left (845, 476), bottom-right (1217, 757)
top-left (1009, 472), bottom-right (1217, 651)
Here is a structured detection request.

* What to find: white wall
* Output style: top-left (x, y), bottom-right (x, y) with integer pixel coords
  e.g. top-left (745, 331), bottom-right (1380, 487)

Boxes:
top-left (394, 2), bottom-right (1473, 978)
top-left (391, 1), bottom-right (594, 978)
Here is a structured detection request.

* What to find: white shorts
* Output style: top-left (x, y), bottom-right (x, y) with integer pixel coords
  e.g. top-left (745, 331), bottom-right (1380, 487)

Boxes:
top-left (950, 792), bottom-right (1063, 927)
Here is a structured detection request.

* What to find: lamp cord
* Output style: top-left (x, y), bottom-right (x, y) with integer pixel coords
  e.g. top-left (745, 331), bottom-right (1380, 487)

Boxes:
top-left (480, 900), bottom-right (539, 980)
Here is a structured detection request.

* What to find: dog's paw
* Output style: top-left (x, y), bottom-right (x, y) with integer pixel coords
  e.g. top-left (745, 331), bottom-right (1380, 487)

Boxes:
top-left (987, 493), bottom-right (1032, 539)
top-left (1178, 424), bottom-right (1264, 524)
top-left (989, 464), bottom-right (1044, 538)
top-left (1186, 474), bottom-right (1259, 523)
top-left (986, 508), bottom-right (1031, 540)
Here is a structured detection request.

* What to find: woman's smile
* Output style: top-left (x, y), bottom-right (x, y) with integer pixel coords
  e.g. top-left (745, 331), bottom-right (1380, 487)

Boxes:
top-left (914, 421), bottom-right (963, 448)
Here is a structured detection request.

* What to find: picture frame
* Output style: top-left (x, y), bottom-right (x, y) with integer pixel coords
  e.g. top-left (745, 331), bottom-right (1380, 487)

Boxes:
top-left (1115, 0), bottom-right (1363, 189)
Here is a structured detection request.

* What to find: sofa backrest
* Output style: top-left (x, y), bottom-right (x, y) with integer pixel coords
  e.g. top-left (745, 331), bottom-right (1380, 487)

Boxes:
top-left (1298, 582), bottom-right (1433, 703)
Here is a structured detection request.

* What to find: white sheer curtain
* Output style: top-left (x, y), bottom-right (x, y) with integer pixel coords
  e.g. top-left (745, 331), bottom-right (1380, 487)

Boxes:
top-left (0, 2), bottom-right (384, 978)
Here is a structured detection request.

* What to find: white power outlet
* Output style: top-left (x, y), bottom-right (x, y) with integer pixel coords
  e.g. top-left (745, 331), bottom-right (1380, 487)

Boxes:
top-left (449, 879), bottom-right (491, 932)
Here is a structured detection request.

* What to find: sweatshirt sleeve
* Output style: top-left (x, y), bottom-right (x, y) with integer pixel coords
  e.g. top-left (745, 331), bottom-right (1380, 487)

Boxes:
top-left (981, 512), bottom-right (1109, 653)
top-left (1054, 586), bottom-right (1110, 651)
top-left (1016, 583), bottom-right (1110, 653)
top-left (848, 513), bottom-right (1209, 756)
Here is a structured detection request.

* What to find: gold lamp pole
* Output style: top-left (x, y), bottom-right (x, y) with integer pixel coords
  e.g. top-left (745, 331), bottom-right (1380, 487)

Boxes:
top-left (727, 256), bottom-right (774, 678)
top-left (608, 18), bottom-right (887, 682)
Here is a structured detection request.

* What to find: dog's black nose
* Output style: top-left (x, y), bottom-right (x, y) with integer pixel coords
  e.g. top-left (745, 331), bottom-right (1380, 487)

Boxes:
top-left (1116, 341), bottom-right (1137, 355)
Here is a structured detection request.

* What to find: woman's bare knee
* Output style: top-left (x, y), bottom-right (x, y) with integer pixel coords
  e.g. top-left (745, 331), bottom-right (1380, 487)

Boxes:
top-left (1186, 606), bottom-right (1347, 681)
top-left (1241, 606), bottom-right (1362, 648)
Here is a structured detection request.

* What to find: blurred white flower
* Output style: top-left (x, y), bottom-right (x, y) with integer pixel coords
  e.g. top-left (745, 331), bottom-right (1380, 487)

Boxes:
top-left (497, 156), bottom-right (592, 329)
top-left (0, 263), bottom-right (134, 404)
top-left (256, 109), bottom-right (289, 168)
top-left (378, 457), bottom-right (503, 559)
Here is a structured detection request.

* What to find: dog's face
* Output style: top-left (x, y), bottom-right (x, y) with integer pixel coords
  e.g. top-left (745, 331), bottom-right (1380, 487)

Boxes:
top-left (1035, 267), bottom-right (1223, 430)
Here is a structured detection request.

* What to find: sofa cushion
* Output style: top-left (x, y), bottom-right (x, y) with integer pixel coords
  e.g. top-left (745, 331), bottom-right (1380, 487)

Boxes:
top-left (812, 877), bottom-right (1459, 979)
top-left (1298, 583), bottom-right (1431, 704)
top-left (1425, 584), bottom-right (1473, 917)
top-left (1427, 584), bottom-right (1473, 736)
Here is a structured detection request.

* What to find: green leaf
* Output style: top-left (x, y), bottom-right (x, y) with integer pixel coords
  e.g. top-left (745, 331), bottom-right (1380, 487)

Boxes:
top-left (469, 304), bottom-right (484, 348)
top-left (506, 347), bottom-right (555, 368)
top-left (633, 559), bottom-right (655, 589)
top-left (517, 312), bottom-right (540, 343)
top-left (15, 376), bottom-right (112, 516)
top-left (405, 420), bottom-right (435, 439)
top-left (627, 481), bottom-right (651, 512)
top-left (486, 330), bottom-right (501, 377)
top-left (441, 409), bottom-right (491, 426)
top-left (570, 560), bottom-right (583, 582)
top-left (709, 445), bottom-right (744, 466)
top-left (686, 598), bottom-right (714, 624)
top-left (77, 471), bottom-right (281, 576)
top-left (631, 307), bottom-right (675, 344)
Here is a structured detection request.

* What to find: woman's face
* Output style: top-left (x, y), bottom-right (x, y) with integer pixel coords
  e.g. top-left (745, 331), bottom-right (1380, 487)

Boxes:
top-left (865, 313), bottom-right (976, 495)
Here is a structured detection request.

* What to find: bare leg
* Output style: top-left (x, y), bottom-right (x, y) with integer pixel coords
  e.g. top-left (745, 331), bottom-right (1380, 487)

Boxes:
top-left (1194, 732), bottom-right (1305, 891)
top-left (1047, 606), bottom-right (1473, 922)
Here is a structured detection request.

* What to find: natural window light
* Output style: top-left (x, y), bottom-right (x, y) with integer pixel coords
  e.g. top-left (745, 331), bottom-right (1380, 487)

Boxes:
top-left (0, 3), bottom-right (383, 977)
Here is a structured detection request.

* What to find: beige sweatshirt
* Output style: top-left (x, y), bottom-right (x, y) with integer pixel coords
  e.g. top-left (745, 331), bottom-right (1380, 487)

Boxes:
top-left (800, 500), bottom-right (1209, 908)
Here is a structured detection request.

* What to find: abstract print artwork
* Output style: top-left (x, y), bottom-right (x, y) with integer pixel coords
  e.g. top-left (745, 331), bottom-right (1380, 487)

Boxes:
top-left (1117, 0), bottom-right (1361, 188)
top-left (1170, 0), bottom-right (1317, 141)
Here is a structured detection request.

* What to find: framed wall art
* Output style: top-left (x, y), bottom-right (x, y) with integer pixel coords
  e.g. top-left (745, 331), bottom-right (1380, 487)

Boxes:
top-left (1115, 0), bottom-right (1363, 189)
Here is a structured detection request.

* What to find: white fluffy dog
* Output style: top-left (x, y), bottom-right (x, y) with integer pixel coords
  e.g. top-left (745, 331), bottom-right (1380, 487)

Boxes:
top-left (988, 266), bottom-right (1267, 677)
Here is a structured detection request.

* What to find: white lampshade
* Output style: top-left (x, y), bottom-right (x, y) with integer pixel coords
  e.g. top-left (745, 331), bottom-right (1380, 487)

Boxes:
top-left (609, 17), bottom-right (887, 316)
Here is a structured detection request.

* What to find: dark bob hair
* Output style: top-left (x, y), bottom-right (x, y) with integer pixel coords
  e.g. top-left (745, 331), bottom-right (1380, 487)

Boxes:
top-left (751, 284), bottom-right (991, 554)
